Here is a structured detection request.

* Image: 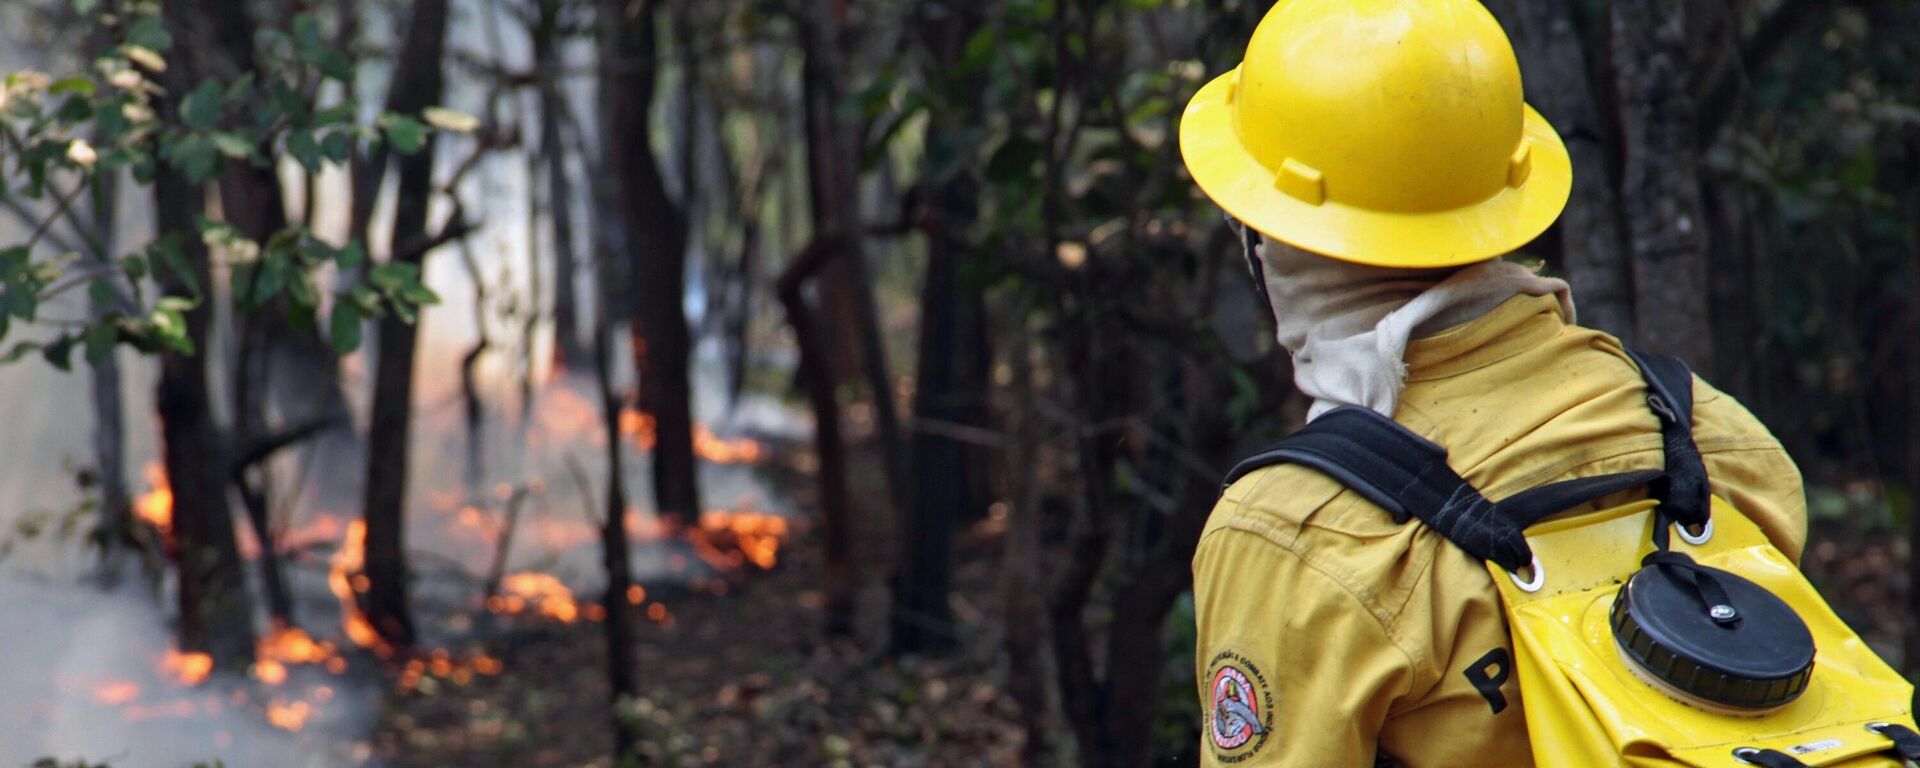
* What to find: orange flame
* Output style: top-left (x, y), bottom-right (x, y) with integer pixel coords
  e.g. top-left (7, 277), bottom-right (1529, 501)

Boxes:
top-left (134, 461), bottom-right (173, 535)
top-left (694, 510), bottom-right (790, 571)
top-left (618, 408), bottom-right (764, 464)
top-left (329, 520), bottom-right (389, 656)
top-left (494, 572), bottom-right (580, 623)
top-left (90, 681), bottom-right (141, 705)
top-left (266, 698), bottom-right (311, 731)
top-left (161, 649), bottom-right (213, 685)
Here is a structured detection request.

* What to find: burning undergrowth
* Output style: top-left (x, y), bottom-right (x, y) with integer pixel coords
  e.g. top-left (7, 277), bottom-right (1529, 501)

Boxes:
top-left (78, 370), bottom-right (796, 759)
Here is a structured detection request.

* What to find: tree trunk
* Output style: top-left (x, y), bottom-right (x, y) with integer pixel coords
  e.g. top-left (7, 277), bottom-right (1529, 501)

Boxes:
top-left (154, 0), bottom-right (257, 672)
top-left (790, 0), bottom-right (916, 651)
top-left (777, 239), bottom-right (859, 638)
top-left (1001, 312), bottom-right (1060, 763)
top-left (601, 0), bottom-right (701, 529)
top-left (1611, 0), bottom-right (1715, 372)
top-left (536, 0), bottom-right (586, 367)
top-left (1490, 0), bottom-right (1635, 340)
top-left (591, 255), bottom-right (641, 760)
top-left (86, 163), bottom-right (133, 574)
top-left (360, 0), bottom-right (452, 650)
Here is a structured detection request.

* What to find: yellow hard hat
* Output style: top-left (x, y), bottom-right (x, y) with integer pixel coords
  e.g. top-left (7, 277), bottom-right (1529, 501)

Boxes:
top-left (1180, 0), bottom-right (1572, 269)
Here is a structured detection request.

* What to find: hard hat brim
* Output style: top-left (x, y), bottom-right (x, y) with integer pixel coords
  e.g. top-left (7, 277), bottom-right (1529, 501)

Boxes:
top-left (1179, 68), bottom-right (1574, 270)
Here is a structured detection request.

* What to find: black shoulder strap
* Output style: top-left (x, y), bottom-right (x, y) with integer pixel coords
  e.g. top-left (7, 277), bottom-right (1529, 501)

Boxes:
top-left (1624, 349), bottom-right (1710, 529)
top-left (1222, 407), bottom-right (1658, 571)
top-left (1222, 348), bottom-right (1704, 570)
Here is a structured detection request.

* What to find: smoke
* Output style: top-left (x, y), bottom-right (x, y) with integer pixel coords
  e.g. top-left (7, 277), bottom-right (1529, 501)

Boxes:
top-left (0, 578), bottom-right (374, 768)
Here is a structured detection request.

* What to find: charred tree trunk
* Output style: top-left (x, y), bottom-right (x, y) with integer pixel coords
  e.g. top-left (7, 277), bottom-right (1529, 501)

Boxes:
top-left (86, 164), bottom-right (134, 573)
top-left (1001, 313), bottom-right (1059, 763)
top-left (536, 0), bottom-right (586, 366)
top-left (777, 238), bottom-right (858, 638)
top-left (591, 257), bottom-right (641, 760)
top-left (1611, 0), bottom-right (1715, 372)
top-left (154, 0), bottom-right (257, 672)
top-left (1490, 0), bottom-right (1635, 339)
top-left (360, 0), bottom-right (452, 650)
top-left (892, 2), bottom-right (990, 657)
top-left (791, 0), bottom-right (917, 651)
top-left (601, 0), bottom-right (701, 529)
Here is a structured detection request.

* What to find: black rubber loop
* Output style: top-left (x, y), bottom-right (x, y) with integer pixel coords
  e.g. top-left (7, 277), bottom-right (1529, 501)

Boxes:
top-left (1734, 748), bottom-right (1809, 767)
top-left (1869, 723), bottom-right (1920, 761)
top-left (1642, 551), bottom-right (1741, 627)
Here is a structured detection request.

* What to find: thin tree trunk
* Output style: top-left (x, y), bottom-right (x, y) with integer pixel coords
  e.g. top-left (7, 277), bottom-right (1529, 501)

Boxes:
top-left (1491, 0), bottom-right (1635, 339)
top-left (360, 0), bottom-right (452, 650)
top-left (777, 238), bottom-right (858, 638)
top-left (536, 0), bottom-right (585, 366)
top-left (601, 0), bottom-right (702, 529)
top-left (1612, 0), bottom-right (1715, 371)
top-left (591, 265), bottom-right (640, 760)
top-left (791, 0), bottom-right (915, 649)
top-left (86, 166), bottom-right (133, 575)
top-left (1002, 313), bottom-right (1059, 763)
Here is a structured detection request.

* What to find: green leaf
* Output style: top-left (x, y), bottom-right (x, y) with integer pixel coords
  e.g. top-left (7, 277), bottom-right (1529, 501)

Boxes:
top-left (292, 13), bottom-right (324, 50)
top-left (313, 103), bottom-right (356, 127)
top-left (400, 283), bottom-right (440, 306)
top-left (49, 77), bottom-right (94, 96)
top-left (8, 288), bottom-right (37, 321)
top-left (181, 78), bottom-right (225, 131)
top-left (42, 335), bottom-right (75, 371)
top-left (0, 341), bottom-right (40, 364)
top-left (126, 16), bottom-right (173, 52)
top-left (380, 114), bottom-right (428, 155)
top-left (223, 72), bottom-right (255, 105)
top-left (286, 129), bottom-right (323, 172)
top-left (329, 301), bottom-right (362, 354)
top-left (321, 131), bottom-right (352, 163)
top-left (165, 134), bottom-right (222, 184)
top-left (83, 322), bottom-right (117, 363)
top-left (336, 241), bottom-right (366, 270)
top-left (211, 131), bottom-right (257, 161)
top-left (88, 279), bottom-right (118, 308)
top-left (314, 51), bottom-right (355, 83)
top-left (369, 261), bottom-right (419, 291)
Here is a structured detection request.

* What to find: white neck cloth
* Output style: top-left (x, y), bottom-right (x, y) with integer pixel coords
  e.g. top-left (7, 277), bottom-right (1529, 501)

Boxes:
top-left (1259, 242), bottom-right (1576, 420)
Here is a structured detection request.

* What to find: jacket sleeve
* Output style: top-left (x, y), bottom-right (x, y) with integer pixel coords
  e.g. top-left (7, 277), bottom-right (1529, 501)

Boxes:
top-left (1691, 377), bottom-right (1810, 562)
top-left (1193, 525), bottom-right (1413, 767)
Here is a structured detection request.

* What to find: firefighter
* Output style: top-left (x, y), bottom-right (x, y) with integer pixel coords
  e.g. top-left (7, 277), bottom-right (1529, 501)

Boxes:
top-left (1178, 1), bottom-right (1808, 765)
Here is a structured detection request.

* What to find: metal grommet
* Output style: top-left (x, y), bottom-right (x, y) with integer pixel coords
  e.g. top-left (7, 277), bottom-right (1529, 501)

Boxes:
top-left (1509, 555), bottom-right (1545, 593)
top-left (1732, 748), bottom-right (1762, 765)
top-left (1676, 517), bottom-right (1714, 546)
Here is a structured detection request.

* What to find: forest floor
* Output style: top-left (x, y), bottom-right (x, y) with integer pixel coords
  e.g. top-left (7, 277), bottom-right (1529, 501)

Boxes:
top-left (370, 450), bottom-right (1028, 768)
top-left (360, 447), bottom-right (1908, 768)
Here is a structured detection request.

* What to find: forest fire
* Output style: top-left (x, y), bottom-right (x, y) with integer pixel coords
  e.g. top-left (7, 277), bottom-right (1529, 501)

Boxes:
top-left (328, 520), bottom-right (389, 656)
top-left (491, 572), bottom-right (581, 623)
top-left (618, 407), bottom-right (766, 464)
top-left (134, 460), bottom-right (172, 536)
top-left (693, 510), bottom-right (790, 571)
top-left (161, 649), bottom-right (213, 685)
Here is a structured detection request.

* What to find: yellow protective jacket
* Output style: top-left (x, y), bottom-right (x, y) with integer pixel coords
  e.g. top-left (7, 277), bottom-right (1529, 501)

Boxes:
top-left (1193, 294), bottom-right (1807, 767)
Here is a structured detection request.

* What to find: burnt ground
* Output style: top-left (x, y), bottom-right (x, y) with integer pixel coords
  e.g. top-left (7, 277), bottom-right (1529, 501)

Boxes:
top-left (371, 449), bottom-right (1028, 768)
top-left (367, 447), bottom-right (1912, 768)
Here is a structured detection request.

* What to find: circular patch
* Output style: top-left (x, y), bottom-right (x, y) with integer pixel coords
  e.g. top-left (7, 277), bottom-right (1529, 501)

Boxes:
top-left (1207, 651), bottom-right (1273, 761)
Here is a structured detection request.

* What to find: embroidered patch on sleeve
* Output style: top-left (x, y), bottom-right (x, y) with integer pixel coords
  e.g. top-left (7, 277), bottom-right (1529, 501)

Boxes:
top-left (1207, 650), bottom-right (1274, 763)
